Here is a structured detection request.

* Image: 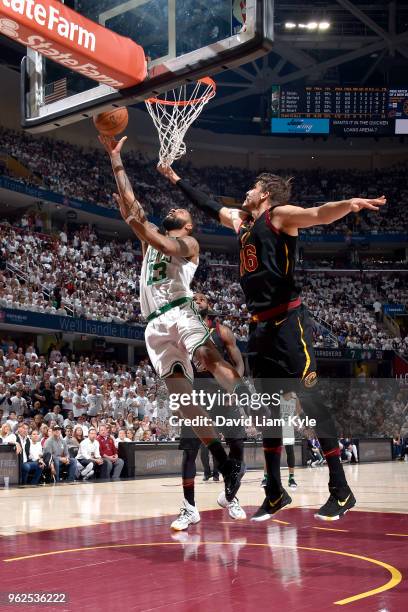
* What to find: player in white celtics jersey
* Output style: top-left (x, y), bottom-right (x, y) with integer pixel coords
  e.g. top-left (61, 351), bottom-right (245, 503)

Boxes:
top-left (261, 391), bottom-right (300, 491)
top-left (99, 134), bottom-right (247, 504)
top-left (140, 240), bottom-right (204, 381)
top-left (280, 392), bottom-right (300, 489)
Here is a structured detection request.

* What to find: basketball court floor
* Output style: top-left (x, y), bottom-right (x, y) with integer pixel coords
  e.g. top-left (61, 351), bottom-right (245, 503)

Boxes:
top-left (0, 462), bottom-right (406, 611)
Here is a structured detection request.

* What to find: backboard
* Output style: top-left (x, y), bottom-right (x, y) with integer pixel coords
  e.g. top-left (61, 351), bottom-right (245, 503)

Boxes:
top-left (21, 0), bottom-right (273, 132)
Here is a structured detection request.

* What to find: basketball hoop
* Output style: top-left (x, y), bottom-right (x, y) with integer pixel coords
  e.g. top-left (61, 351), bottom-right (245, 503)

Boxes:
top-left (145, 77), bottom-right (216, 166)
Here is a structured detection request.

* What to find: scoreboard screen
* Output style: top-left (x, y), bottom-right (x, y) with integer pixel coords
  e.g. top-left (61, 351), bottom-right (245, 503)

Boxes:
top-left (278, 87), bottom-right (388, 119)
top-left (269, 86), bottom-right (408, 135)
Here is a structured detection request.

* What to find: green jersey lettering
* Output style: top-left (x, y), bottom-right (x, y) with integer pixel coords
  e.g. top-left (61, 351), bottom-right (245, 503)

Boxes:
top-left (146, 248), bottom-right (171, 285)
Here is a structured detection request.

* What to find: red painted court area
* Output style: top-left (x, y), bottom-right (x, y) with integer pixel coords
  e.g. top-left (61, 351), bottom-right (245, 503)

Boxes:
top-left (0, 508), bottom-right (406, 611)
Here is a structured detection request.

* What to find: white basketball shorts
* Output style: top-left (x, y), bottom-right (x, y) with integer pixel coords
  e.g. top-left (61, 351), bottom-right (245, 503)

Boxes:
top-left (144, 301), bottom-right (210, 382)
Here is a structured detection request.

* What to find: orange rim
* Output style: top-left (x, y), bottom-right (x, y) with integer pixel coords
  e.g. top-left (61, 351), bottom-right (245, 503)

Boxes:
top-left (146, 77), bottom-right (216, 107)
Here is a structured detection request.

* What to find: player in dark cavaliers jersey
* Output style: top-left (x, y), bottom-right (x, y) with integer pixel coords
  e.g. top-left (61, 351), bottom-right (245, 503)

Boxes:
top-left (159, 164), bottom-right (386, 521)
top-left (171, 293), bottom-right (247, 531)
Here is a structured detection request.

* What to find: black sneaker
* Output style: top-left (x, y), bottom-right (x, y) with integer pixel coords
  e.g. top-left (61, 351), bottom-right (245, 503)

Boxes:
top-left (203, 475), bottom-right (211, 482)
top-left (251, 489), bottom-right (292, 522)
top-left (213, 475), bottom-right (220, 482)
top-left (288, 476), bottom-right (297, 490)
top-left (221, 458), bottom-right (244, 502)
top-left (260, 476), bottom-right (267, 488)
top-left (314, 487), bottom-right (356, 521)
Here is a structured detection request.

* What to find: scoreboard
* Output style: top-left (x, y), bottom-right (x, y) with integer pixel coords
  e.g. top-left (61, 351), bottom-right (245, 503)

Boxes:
top-left (269, 86), bottom-right (408, 135)
top-left (278, 87), bottom-right (388, 119)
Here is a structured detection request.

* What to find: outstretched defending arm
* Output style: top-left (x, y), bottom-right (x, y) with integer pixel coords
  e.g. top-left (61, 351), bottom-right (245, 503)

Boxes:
top-left (158, 164), bottom-right (248, 232)
top-left (274, 196), bottom-right (387, 233)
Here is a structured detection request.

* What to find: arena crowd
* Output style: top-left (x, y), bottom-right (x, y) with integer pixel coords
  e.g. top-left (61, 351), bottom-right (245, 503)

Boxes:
top-left (0, 336), bottom-right (407, 485)
top-left (1, 218), bottom-right (406, 355)
top-left (0, 339), bottom-right (177, 483)
top-left (1, 126), bottom-right (407, 234)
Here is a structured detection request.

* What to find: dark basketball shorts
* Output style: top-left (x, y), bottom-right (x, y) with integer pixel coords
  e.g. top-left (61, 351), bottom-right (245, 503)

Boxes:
top-left (247, 304), bottom-right (318, 395)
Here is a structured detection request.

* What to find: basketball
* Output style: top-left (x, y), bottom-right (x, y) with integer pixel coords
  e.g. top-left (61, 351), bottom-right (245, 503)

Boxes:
top-left (93, 107), bottom-right (129, 136)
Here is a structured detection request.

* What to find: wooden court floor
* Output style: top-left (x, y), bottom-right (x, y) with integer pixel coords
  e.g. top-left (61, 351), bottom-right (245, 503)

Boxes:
top-left (0, 462), bottom-right (407, 611)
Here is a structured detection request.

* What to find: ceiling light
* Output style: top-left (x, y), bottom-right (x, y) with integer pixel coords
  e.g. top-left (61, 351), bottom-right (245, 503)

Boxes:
top-left (306, 22), bottom-right (318, 30)
top-left (298, 23), bottom-right (307, 29)
top-left (318, 21), bottom-right (331, 30)
top-left (285, 22), bottom-right (297, 29)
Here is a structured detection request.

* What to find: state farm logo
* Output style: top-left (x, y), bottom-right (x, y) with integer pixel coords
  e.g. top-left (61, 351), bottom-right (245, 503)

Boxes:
top-left (0, 16), bottom-right (124, 88)
top-left (1, 0), bottom-right (96, 51)
top-left (0, 17), bottom-right (18, 37)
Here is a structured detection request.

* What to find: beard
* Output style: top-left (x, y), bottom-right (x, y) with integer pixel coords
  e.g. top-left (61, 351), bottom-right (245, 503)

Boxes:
top-left (162, 215), bottom-right (185, 231)
top-left (199, 307), bottom-right (208, 318)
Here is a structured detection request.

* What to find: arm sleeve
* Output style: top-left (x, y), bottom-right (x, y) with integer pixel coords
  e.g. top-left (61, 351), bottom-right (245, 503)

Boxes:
top-left (176, 180), bottom-right (223, 221)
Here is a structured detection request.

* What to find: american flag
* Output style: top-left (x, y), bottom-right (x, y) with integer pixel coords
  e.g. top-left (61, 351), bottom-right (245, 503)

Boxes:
top-left (44, 78), bottom-right (68, 104)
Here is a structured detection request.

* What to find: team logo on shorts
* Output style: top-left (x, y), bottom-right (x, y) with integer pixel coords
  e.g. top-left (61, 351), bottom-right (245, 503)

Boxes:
top-left (304, 371), bottom-right (317, 388)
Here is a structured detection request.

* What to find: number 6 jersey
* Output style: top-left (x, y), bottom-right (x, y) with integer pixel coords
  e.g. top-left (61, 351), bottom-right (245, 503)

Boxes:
top-left (238, 210), bottom-right (300, 316)
top-left (140, 244), bottom-right (197, 320)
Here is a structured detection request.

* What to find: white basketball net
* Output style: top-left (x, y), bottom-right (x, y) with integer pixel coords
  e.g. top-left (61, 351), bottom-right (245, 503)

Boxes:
top-left (145, 77), bottom-right (216, 166)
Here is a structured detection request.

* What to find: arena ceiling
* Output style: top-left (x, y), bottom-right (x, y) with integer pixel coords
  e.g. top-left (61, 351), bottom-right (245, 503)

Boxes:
top-left (203, 0), bottom-right (408, 129)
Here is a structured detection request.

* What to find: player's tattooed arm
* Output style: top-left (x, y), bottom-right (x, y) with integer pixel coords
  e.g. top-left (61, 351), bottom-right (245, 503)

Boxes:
top-left (112, 192), bottom-right (198, 259)
top-left (112, 193), bottom-right (158, 256)
top-left (114, 176), bottom-right (147, 225)
top-left (112, 192), bottom-right (147, 226)
top-left (99, 135), bottom-right (148, 225)
top-left (127, 219), bottom-right (199, 261)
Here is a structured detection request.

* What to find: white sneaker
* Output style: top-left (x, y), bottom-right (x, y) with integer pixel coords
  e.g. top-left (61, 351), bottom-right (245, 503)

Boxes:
top-left (217, 491), bottom-right (246, 520)
top-left (227, 497), bottom-right (247, 520)
top-left (83, 469), bottom-right (94, 481)
top-left (80, 463), bottom-right (94, 479)
top-left (170, 499), bottom-right (200, 531)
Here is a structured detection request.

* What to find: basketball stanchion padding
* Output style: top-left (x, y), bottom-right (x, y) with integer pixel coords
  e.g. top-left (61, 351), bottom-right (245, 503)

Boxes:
top-left (145, 77), bottom-right (216, 166)
top-left (0, 0), bottom-right (147, 89)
